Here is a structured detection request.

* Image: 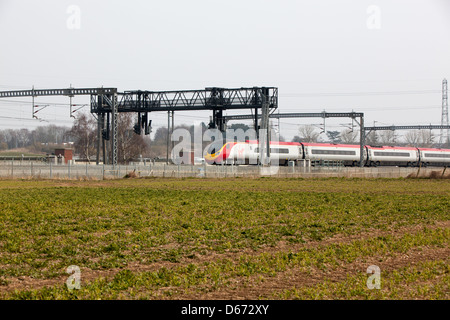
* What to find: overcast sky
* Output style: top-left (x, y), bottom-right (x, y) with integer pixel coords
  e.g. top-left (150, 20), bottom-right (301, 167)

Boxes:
top-left (0, 0), bottom-right (449, 140)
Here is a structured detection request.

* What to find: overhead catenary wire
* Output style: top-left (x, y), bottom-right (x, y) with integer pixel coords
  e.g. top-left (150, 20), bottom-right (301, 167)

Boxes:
top-left (280, 89), bottom-right (441, 97)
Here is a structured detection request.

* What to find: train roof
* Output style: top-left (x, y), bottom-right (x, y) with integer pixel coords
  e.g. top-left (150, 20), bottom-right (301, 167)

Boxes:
top-left (366, 145), bottom-right (418, 151)
top-left (245, 140), bottom-right (301, 146)
top-left (417, 147), bottom-right (450, 152)
top-left (301, 142), bottom-right (361, 148)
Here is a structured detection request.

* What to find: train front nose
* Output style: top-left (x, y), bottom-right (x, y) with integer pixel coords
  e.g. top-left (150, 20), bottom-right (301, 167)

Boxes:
top-left (205, 143), bottom-right (224, 164)
top-left (205, 152), bottom-right (219, 164)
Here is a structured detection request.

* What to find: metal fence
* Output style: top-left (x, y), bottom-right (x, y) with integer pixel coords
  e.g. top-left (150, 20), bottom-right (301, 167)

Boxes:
top-left (0, 160), bottom-right (446, 180)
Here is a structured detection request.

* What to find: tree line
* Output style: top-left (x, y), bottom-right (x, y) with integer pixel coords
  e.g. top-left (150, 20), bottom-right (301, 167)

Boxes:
top-left (0, 125), bottom-right (72, 153)
top-left (1, 114), bottom-right (446, 162)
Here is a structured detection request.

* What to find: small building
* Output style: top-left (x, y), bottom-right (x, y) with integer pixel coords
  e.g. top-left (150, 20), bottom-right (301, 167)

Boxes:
top-left (54, 148), bottom-right (73, 164)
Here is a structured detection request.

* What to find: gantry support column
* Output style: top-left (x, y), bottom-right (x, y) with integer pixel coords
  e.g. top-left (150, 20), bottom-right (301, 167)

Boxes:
top-left (359, 115), bottom-right (365, 167)
top-left (259, 88), bottom-right (271, 165)
top-left (96, 95), bottom-right (103, 165)
top-left (111, 93), bottom-right (118, 166)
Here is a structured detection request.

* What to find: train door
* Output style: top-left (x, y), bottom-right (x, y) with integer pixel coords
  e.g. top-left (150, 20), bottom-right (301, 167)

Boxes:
top-left (300, 145), bottom-right (306, 160)
top-left (364, 146), bottom-right (370, 167)
top-left (416, 148), bottom-right (421, 167)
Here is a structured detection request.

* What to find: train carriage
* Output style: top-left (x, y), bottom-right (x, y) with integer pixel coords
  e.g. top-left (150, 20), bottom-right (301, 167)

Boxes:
top-left (244, 140), bottom-right (301, 166)
top-left (366, 146), bottom-right (419, 167)
top-left (418, 148), bottom-right (450, 167)
top-left (205, 141), bottom-right (301, 165)
top-left (302, 143), bottom-right (364, 167)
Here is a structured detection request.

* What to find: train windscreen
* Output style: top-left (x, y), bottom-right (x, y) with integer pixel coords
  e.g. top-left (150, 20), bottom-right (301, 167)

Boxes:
top-left (207, 142), bottom-right (224, 155)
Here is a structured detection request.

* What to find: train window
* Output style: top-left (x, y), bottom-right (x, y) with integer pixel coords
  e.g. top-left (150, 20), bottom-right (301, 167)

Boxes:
top-left (254, 148), bottom-right (289, 154)
top-left (424, 153), bottom-right (450, 158)
top-left (373, 151), bottom-right (410, 157)
top-left (311, 150), bottom-right (356, 155)
top-left (271, 148), bottom-right (290, 154)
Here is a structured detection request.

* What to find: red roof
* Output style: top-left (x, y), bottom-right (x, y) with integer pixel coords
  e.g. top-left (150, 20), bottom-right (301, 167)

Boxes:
top-left (366, 145), bottom-right (417, 151)
top-left (246, 140), bottom-right (301, 146)
top-left (301, 143), bottom-right (361, 148)
top-left (418, 148), bottom-right (450, 152)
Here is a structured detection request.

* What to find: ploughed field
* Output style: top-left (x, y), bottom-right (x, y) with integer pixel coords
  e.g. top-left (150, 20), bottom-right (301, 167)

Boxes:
top-left (0, 177), bottom-right (448, 299)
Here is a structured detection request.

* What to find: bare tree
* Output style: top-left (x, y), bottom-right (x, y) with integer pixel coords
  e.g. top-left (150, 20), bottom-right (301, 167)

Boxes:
top-left (404, 130), bottom-right (419, 147)
top-left (378, 130), bottom-right (397, 146)
top-left (364, 131), bottom-right (379, 146)
top-left (326, 131), bottom-right (341, 144)
top-left (5, 129), bottom-right (18, 149)
top-left (68, 112), bottom-right (97, 162)
top-left (117, 113), bottom-right (134, 163)
top-left (418, 130), bottom-right (435, 147)
top-left (117, 113), bottom-right (150, 163)
top-left (340, 129), bottom-right (358, 144)
top-left (298, 125), bottom-right (320, 142)
top-left (16, 129), bottom-right (31, 147)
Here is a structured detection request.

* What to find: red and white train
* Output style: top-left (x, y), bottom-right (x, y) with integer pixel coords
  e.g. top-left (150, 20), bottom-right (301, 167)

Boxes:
top-left (205, 140), bottom-right (450, 167)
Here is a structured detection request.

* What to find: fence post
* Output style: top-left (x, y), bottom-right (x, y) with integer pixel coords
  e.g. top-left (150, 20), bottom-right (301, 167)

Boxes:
top-left (68, 162), bottom-right (71, 179)
top-left (50, 161), bottom-right (52, 179)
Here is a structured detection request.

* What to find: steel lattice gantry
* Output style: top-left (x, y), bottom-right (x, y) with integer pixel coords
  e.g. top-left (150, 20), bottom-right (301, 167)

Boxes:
top-left (92, 87), bottom-right (278, 165)
top-left (0, 87), bottom-right (117, 98)
top-left (0, 87), bottom-right (120, 165)
top-left (364, 125), bottom-right (450, 132)
top-left (104, 87), bottom-right (278, 112)
top-left (0, 86), bottom-right (278, 166)
top-left (92, 87), bottom-right (277, 129)
top-left (223, 111), bottom-right (364, 121)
